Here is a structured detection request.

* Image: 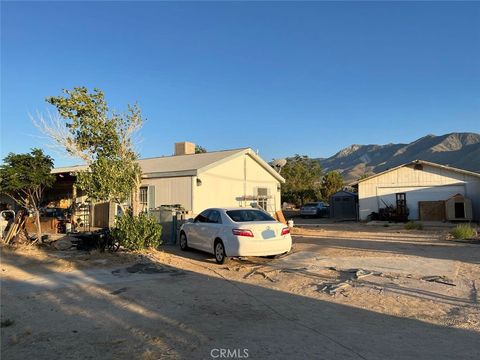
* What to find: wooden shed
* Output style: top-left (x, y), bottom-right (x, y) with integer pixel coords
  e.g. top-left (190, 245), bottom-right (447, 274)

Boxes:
top-left (445, 194), bottom-right (473, 221)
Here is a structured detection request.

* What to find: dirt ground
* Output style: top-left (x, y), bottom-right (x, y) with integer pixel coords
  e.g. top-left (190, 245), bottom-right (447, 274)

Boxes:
top-left (1, 223), bottom-right (479, 360)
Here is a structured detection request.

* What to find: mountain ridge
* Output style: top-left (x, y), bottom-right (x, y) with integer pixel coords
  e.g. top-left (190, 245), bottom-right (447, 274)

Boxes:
top-left (316, 132), bottom-right (480, 183)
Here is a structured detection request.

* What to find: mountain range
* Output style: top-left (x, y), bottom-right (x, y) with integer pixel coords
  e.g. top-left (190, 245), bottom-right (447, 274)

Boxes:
top-left (316, 132), bottom-right (480, 183)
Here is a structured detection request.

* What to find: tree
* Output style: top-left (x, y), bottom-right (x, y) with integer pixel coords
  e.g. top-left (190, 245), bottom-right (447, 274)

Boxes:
top-left (0, 149), bottom-right (55, 241)
top-left (321, 171), bottom-right (344, 202)
top-left (195, 145), bottom-right (207, 154)
top-left (37, 87), bottom-right (143, 213)
top-left (280, 155), bottom-right (322, 206)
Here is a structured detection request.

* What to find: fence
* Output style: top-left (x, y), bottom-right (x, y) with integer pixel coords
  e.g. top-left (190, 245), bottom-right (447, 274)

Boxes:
top-left (149, 207), bottom-right (188, 245)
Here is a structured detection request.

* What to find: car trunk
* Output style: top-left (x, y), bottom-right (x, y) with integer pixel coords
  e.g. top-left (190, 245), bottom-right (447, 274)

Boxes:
top-left (238, 221), bottom-right (287, 240)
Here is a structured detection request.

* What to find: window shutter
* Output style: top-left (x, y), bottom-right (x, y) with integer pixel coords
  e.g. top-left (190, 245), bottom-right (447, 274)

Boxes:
top-left (148, 185), bottom-right (156, 211)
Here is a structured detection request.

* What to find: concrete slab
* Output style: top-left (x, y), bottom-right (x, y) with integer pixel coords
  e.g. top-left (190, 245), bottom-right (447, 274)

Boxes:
top-left (273, 251), bottom-right (458, 278)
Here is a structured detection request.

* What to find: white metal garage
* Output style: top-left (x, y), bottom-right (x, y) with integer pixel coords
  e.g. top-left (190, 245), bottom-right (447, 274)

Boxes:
top-left (356, 160), bottom-right (480, 221)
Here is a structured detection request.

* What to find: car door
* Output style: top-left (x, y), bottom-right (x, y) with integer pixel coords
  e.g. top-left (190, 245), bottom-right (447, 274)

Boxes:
top-left (198, 210), bottom-right (222, 253)
top-left (189, 210), bottom-right (211, 249)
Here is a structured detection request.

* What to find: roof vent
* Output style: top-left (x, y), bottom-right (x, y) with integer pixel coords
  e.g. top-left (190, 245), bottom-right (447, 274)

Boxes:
top-left (174, 142), bottom-right (195, 156)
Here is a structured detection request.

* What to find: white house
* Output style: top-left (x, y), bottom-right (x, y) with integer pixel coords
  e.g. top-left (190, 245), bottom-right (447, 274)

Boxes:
top-left (50, 143), bottom-right (285, 227)
top-left (137, 142), bottom-right (285, 215)
top-left (355, 160), bottom-right (480, 221)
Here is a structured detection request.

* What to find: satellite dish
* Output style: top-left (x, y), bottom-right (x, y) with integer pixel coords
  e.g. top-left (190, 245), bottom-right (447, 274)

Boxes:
top-left (271, 158), bottom-right (287, 173)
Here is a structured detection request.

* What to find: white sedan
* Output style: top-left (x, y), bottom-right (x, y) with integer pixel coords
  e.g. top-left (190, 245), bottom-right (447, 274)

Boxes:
top-left (179, 208), bottom-right (292, 264)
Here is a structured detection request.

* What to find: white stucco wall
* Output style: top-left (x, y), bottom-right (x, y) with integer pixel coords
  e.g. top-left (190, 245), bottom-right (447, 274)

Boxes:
top-left (358, 164), bottom-right (480, 221)
top-left (192, 153), bottom-right (281, 215)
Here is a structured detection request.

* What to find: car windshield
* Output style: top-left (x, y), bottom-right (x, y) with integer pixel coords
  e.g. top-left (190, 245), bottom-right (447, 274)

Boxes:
top-left (226, 210), bottom-right (275, 222)
top-left (304, 203), bottom-right (318, 207)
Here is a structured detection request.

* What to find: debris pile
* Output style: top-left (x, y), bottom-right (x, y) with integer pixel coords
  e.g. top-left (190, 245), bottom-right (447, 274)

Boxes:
top-left (421, 275), bottom-right (456, 286)
top-left (1, 210), bottom-right (33, 245)
top-left (320, 281), bottom-right (352, 296)
top-left (243, 266), bottom-right (279, 283)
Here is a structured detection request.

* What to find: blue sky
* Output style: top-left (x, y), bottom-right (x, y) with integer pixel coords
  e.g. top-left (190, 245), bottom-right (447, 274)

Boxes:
top-left (2, 1), bottom-right (479, 166)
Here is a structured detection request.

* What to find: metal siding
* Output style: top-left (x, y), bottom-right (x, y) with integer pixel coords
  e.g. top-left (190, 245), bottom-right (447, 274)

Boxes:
top-left (376, 185), bottom-right (466, 220)
top-left (141, 177), bottom-right (192, 211)
top-left (358, 164), bottom-right (480, 220)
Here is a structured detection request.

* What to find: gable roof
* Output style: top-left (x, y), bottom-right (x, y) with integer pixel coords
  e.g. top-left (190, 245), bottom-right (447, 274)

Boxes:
top-left (139, 148), bottom-right (247, 177)
top-left (52, 148), bottom-right (285, 183)
top-left (352, 159), bottom-right (480, 185)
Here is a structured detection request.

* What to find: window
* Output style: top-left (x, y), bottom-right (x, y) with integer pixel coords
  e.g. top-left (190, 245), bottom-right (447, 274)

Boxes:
top-left (257, 188), bottom-right (269, 211)
top-left (194, 210), bottom-right (211, 223)
top-left (139, 187), bottom-right (148, 212)
top-left (226, 209), bottom-right (275, 222)
top-left (208, 210), bottom-right (222, 224)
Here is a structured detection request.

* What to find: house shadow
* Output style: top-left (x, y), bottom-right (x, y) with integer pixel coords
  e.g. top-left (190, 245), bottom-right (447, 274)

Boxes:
top-left (1, 249), bottom-right (479, 360)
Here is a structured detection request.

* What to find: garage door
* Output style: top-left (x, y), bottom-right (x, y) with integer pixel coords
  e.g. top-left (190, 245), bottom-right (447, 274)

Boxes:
top-left (377, 185), bottom-right (465, 220)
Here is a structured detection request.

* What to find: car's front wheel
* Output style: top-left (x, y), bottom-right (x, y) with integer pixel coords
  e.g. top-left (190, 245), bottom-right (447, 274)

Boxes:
top-left (180, 232), bottom-right (189, 251)
top-left (214, 239), bottom-right (229, 264)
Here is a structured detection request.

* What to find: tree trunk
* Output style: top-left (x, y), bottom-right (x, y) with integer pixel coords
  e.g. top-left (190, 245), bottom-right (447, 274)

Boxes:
top-left (35, 209), bottom-right (42, 243)
top-left (131, 174), bottom-right (141, 216)
top-left (131, 186), bottom-right (140, 216)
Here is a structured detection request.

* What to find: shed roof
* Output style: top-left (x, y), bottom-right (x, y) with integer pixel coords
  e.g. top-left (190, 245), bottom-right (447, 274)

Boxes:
top-left (331, 190), bottom-right (358, 197)
top-left (52, 148), bottom-right (285, 182)
top-left (351, 160), bottom-right (480, 186)
top-left (51, 165), bottom-right (88, 174)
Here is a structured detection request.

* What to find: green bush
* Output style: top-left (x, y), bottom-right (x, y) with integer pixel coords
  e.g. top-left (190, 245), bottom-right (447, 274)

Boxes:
top-left (451, 224), bottom-right (477, 240)
top-left (112, 212), bottom-right (162, 250)
top-left (404, 221), bottom-right (423, 230)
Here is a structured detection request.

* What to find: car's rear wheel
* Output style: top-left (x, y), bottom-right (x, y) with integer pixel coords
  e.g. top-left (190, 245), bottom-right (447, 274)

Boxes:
top-left (180, 232), bottom-right (189, 251)
top-left (214, 239), bottom-right (228, 264)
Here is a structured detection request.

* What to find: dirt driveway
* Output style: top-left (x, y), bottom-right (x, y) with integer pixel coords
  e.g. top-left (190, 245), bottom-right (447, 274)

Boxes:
top-left (1, 224), bottom-right (479, 359)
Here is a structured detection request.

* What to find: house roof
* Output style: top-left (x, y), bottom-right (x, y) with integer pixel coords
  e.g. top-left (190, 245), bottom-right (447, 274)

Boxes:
top-left (351, 159), bottom-right (480, 186)
top-left (51, 165), bottom-right (88, 174)
top-left (52, 148), bottom-right (285, 183)
top-left (138, 148), bottom-right (247, 177)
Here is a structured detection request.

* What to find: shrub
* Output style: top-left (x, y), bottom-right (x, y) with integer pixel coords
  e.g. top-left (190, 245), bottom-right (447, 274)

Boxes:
top-left (451, 224), bottom-right (477, 240)
top-left (112, 212), bottom-right (162, 250)
top-left (404, 221), bottom-right (423, 230)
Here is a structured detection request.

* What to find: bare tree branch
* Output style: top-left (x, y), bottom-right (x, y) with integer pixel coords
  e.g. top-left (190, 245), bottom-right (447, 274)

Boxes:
top-left (30, 110), bottom-right (94, 164)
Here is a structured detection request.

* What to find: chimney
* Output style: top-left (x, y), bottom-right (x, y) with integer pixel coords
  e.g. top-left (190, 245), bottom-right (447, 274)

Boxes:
top-left (175, 141), bottom-right (196, 156)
